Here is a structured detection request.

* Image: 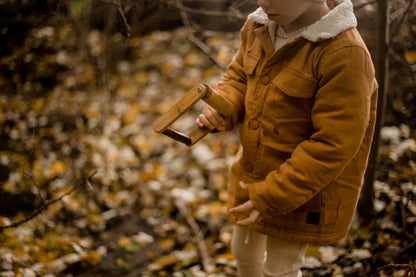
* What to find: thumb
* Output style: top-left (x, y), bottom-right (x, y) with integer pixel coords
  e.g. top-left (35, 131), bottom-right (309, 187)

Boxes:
top-left (229, 200), bottom-right (253, 214)
top-left (239, 181), bottom-right (248, 190)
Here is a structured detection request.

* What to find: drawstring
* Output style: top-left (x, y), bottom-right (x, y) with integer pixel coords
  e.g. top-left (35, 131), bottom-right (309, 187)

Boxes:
top-left (244, 228), bottom-right (251, 244)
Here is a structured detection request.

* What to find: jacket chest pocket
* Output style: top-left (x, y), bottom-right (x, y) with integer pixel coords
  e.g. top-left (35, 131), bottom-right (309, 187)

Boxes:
top-left (262, 69), bottom-right (317, 152)
top-left (272, 69), bottom-right (318, 99)
top-left (265, 69), bottom-right (318, 119)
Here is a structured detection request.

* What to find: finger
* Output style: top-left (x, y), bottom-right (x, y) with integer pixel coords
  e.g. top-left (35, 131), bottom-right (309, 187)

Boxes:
top-left (229, 200), bottom-right (254, 214)
top-left (195, 118), bottom-right (204, 128)
top-left (239, 181), bottom-right (248, 190)
top-left (236, 210), bottom-right (260, 226)
top-left (198, 113), bottom-right (216, 130)
top-left (207, 106), bottom-right (227, 129)
top-left (203, 105), bottom-right (226, 131)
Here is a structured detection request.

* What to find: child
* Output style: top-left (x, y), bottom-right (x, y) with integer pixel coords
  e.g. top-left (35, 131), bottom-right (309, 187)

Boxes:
top-left (196, 0), bottom-right (378, 276)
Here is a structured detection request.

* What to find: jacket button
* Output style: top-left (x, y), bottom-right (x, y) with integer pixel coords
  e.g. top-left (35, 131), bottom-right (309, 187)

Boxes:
top-left (249, 120), bottom-right (259, 130)
top-left (273, 127), bottom-right (280, 135)
top-left (244, 163), bottom-right (253, 172)
top-left (261, 75), bottom-right (271, 85)
top-left (267, 208), bottom-right (278, 216)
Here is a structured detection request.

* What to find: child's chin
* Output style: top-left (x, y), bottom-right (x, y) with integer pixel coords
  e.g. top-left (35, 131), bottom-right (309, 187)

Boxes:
top-left (267, 14), bottom-right (280, 21)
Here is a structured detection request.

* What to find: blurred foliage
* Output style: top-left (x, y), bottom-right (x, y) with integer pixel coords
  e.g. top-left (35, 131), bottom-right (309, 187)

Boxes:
top-left (69, 0), bottom-right (91, 16)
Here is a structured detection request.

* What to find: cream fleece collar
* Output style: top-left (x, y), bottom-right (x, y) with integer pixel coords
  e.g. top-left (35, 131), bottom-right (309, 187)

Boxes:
top-left (247, 0), bottom-right (357, 42)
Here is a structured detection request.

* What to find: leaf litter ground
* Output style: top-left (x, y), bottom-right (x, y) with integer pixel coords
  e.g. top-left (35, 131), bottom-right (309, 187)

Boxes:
top-left (0, 16), bottom-right (416, 277)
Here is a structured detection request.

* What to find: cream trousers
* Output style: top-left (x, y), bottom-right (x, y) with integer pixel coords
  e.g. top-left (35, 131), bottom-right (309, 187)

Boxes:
top-left (231, 226), bottom-right (308, 277)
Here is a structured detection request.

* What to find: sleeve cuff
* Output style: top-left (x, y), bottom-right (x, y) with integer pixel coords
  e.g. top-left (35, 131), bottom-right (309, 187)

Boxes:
top-left (248, 180), bottom-right (282, 216)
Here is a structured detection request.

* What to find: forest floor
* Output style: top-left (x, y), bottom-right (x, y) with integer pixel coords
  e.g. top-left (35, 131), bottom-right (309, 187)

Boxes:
top-left (1, 2), bottom-right (416, 277)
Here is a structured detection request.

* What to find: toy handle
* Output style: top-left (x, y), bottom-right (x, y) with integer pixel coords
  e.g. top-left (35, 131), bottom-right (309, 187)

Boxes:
top-left (187, 85), bottom-right (234, 145)
top-left (153, 84), bottom-right (234, 146)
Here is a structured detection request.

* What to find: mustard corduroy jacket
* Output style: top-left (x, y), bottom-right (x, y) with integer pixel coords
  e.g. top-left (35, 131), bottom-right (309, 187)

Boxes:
top-left (217, 0), bottom-right (378, 244)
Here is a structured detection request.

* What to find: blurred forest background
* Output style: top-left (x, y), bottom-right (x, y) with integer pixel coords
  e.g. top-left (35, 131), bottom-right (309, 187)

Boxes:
top-left (0, 0), bottom-right (415, 276)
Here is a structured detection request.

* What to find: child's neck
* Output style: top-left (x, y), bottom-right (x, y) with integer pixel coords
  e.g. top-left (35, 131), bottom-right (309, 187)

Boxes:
top-left (283, 3), bottom-right (330, 33)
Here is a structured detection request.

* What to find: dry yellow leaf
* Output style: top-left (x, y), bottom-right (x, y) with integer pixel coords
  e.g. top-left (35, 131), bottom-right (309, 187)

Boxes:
top-left (33, 98), bottom-right (45, 112)
top-left (161, 62), bottom-right (175, 75)
top-left (217, 253), bottom-right (235, 261)
top-left (12, 246), bottom-right (31, 263)
top-left (198, 201), bottom-right (227, 219)
top-left (184, 52), bottom-right (201, 66)
top-left (115, 257), bottom-right (126, 266)
top-left (117, 83), bottom-right (137, 98)
top-left (404, 50), bottom-right (416, 64)
top-left (81, 251), bottom-right (101, 266)
top-left (32, 159), bottom-right (45, 182)
top-left (206, 36), bottom-right (223, 47)
top-left (305, 245), bottom-right (321, 259)
top-left (203, 68), bottom-right (217, 78)
top-left (135, 71), bottom-right (149, 85)
top-left (154, 254), bottom-right (180, 268)
top-left (117, 236), bottom-right (132, 248)
top-left (217, 47), bottom-right (231, 64)
top-left (158, 239), bottom-right (175, 251)
top-left (124, 105), bottom-right (141, 125)
top-left (219, 190), bottom-right (228, 202)
top-left (140, 163), bottom-right (163, 182)
top-left (49, 160), bottom-right (66, 178)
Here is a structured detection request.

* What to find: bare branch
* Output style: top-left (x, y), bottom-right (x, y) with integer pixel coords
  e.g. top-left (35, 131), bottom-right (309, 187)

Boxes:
top-left (389, 48), bottom-right (416, 71)
top-left (376, 261), bottom-right (416, 276)
top-left (174, 199), bottom-right (214, 273)
top-left (0, 170), bottom-right (97, 231)
top-left (175, 0), bottom-right (227, 70)
top-left (164, 0), bottom-right (246, 19)
top-left (100, 0), bottom-right (131, 37)
top-left (24, 172), bottom-right (46, 208)
top-left (391, 0), bottom-right (415, 34)
top-left (353, 0), bottom-right (377, 10)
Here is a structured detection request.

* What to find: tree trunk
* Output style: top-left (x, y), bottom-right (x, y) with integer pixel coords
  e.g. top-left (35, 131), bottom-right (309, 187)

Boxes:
top-left (358, 0), bottom-right (390, 225)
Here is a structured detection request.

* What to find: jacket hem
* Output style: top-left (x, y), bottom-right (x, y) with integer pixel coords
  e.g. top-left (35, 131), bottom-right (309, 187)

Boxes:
top-left (228, 216), bottom-right (348, 245)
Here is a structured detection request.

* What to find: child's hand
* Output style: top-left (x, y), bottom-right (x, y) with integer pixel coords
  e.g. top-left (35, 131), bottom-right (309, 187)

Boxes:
top-left (196, 104), bottom-right (228, 132)
top-left (229, 181), bottom-right (260, 226)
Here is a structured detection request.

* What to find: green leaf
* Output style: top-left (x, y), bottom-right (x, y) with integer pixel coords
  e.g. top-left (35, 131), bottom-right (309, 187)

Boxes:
top-left (70, 0), bottom-right (91, 16)
top-left (125, 241), bottom-right (141, 252)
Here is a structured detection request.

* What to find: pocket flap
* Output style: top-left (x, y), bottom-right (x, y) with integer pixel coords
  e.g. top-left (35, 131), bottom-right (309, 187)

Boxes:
top-left (272, 69), bottom-right (317, 98)
top-left (243, 52), bottom-right (259, 76)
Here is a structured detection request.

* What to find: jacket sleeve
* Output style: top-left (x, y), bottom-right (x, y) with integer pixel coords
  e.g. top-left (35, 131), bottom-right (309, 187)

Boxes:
top-left (248, 45), bottom-right (377, 215)
top-left (215, 21), bottom-right (253, 128)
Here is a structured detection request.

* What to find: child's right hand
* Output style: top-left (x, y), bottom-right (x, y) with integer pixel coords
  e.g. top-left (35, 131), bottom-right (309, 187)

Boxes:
top-left (196, 104), bottom-right (230, 132)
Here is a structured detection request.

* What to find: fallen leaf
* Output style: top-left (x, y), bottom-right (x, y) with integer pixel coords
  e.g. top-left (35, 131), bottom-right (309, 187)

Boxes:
top-left (158, 239), bottom-right (175, 251)
top-left (118, 236), bottom-right (132, 248)
top-left (404, 50), bottom-right (416, 64)
top-left (124, 242), bottom-right (141, 253)
top-left (81, 251), bottom-right (101, 266)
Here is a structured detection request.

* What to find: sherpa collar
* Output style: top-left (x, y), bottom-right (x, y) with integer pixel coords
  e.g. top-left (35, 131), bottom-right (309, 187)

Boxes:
top-left (247, 0), bottom-right (357, 42)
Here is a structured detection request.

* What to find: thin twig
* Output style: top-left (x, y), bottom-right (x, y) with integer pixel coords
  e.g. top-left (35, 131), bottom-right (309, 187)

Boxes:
top-left (353, 0), bottom-right (377, 10)
top-left (100, 0), bottom-right (131, 37)
top-left (389, 48), bottom-right (416, 70)
top-left (0, 170), bottom-right (97, 231)
top-left (21, 128), bottom-right (45, 207)
top-left (391, 0), bottom-right (415, 35)
top-left (24, 172), bottom-right (46, 208)
top-left (164, 0), bottom-right (246, 19)
top-left (376, 261), bottom-right (416, 276)
top-left (174, 199), bottom-right (214, 273)
top-left (175, 0), bottom-right (227, 70)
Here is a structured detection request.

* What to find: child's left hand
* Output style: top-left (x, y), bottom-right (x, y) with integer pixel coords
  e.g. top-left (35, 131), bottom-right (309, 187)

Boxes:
top-left (229, 181), bottom-right (260, 226)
